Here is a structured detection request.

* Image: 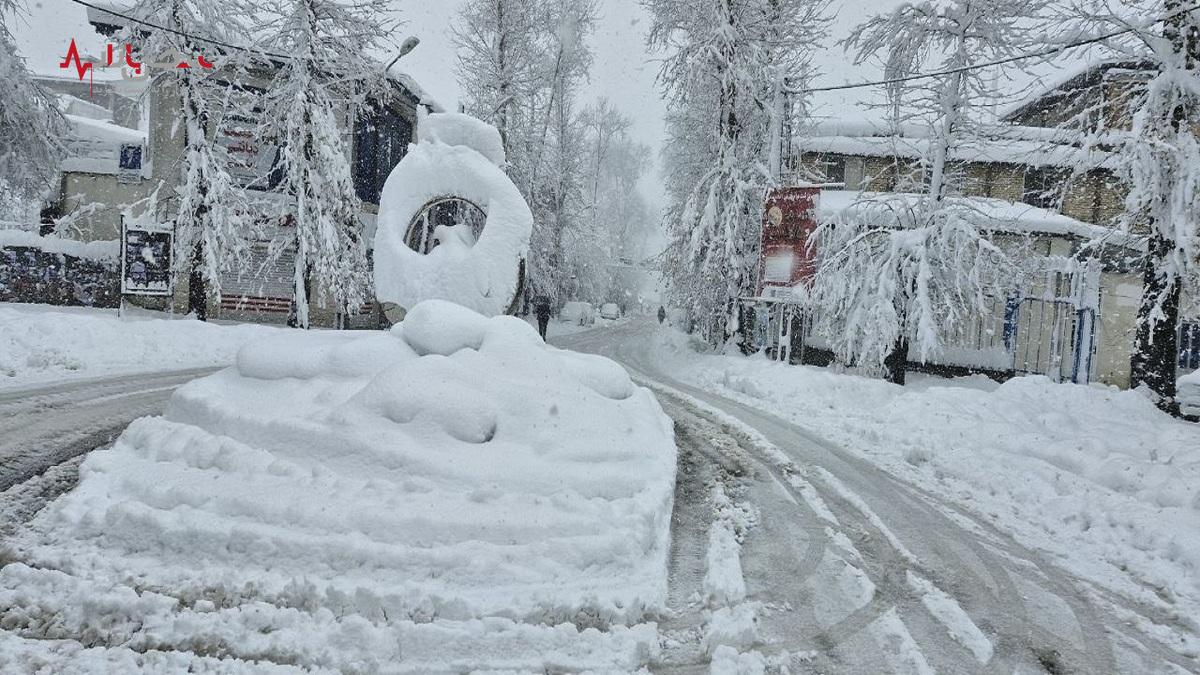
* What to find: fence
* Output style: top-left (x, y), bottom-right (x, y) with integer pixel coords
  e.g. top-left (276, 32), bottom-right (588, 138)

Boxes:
top-left (744, 261), bottom-right (1100, 383)
top-left (0, 245), bottom-right (119, 308)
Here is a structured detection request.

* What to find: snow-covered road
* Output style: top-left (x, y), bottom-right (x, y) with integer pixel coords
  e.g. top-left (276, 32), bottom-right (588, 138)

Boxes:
top-left (557, 320), bottom-right (1200, 674)
top-left (0, 368), bottom-right (216, 534)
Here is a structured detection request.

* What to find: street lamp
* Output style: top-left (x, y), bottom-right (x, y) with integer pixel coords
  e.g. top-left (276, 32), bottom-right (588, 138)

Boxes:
top-left (386, 37), bottom-right (421, 71)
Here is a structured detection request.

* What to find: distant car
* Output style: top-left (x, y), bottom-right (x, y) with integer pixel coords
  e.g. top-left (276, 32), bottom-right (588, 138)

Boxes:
top-left (560, 301), bottom-right (594, 326)
top-left (1179, 370), bottom-right (1200, 418)
top-left (600, 303), bottom-right (621, 320)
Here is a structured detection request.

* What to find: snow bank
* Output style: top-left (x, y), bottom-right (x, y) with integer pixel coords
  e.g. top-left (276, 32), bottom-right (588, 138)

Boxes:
top-left (0, 303), bottom-right (280, 387)
top-left (0, 230), bottom-right (119, 261)
top-left (0, 300), bottom-right (676, 671)
top-left (646, 325), bottom-right (1200, 624)
top-left (373, 118), bottom-right (532, 317)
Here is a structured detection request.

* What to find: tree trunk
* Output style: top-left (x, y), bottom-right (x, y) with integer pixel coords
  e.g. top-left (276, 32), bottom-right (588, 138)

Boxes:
top-left (885, 335), bottom-right (908, 385)
top-left (1130, 229), bottom-right (1180, 411)
top-left (1130, 0), bottom-right (1192, 412)
top-left (188, 241), bottom-right (207, 321)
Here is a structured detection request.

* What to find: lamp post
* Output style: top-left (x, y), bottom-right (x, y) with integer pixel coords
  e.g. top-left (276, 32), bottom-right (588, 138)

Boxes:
top-left (385, 37), bottom-right (421, 72)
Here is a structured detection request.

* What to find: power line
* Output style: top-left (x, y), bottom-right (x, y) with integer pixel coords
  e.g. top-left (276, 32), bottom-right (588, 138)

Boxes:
top-left (65, 0), bottom-right (296, 63)
top-left (792, 3), bottom-right (1199, 94)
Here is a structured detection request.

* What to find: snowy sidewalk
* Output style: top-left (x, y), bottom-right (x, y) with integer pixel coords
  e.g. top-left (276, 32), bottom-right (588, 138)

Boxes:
top-left (0, 303), bottom-right (282, 389)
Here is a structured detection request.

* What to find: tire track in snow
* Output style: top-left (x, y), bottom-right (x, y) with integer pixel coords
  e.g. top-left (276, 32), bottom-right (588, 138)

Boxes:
top-left (555, 323), bottom-right (1170, 674)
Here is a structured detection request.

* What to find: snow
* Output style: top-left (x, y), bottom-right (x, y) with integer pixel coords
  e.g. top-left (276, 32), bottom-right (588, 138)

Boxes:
top-left (796, 122), bottom-right (1109, 170)
top-left (418, 111), bottom-right (506, 167)
top-left (703, 482), bottom-right (754, 607)
top-left (0, 230), bottom-right (119, 261)
top-left (906, 571), bottom-right (994, 664)
top-left (703, 603), bottom-right (761, 655)
top-left (0, 300), bottom-right (677, 671)
top-left (642, 325), bottom-right (1200, 626)
top-left (708, 644), bottom-right (766, 675)
top-left (373, 118), bottom-right (533, 317)
top-left (0, 303), bottom-right (281, 388)
top-left (816, 189), bottom-right (1143, 248)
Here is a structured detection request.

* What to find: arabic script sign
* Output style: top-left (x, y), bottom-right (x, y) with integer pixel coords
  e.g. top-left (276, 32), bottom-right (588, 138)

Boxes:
top-left (59, 38), bottom-right (215, 95)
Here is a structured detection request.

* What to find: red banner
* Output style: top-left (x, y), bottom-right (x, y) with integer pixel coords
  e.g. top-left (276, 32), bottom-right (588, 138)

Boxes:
top-left (758, 186), bottom-right (819, 294)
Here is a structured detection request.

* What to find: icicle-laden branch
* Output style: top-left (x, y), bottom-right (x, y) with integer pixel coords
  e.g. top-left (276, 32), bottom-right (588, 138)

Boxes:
top-left (0, 0), bottom-right (66, 216)
top-left (806, 196), bottom-right (1014, 373)
top-left (647, 0), bottom-right (831, 343)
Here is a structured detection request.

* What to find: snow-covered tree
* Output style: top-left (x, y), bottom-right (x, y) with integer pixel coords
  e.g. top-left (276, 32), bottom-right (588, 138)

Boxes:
top-left (646, 0), bottom-right (829, 343)
top-left (121, 0), bottom-right (259, 320)
top-left (0, 0), bottom-right (64, 218)
top-left (451, 0), bottom-right (597, 308)
top-left (256, 0), bottom-right (392, 328)
top-left (1057, 0), bottom-right (1200, 409)
top-left (806, 0), bottom-right (1047, 383)
top-left (575, 98), bottom-right (654, 303)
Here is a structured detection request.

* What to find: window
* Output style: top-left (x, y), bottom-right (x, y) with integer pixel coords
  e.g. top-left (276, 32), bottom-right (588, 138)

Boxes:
top-left (1023, 167), bottom-right (1064, 210)
top-left (820, 155), bottom-right (846, 185)
top-left (1181, 321), bottom-right (1200, 371)
top-left (119, 143), bottom-right (142, 171)
top-left (844, 157), bottom-right (865, 190)
top-left (354, 105), bottom-right (413, 205)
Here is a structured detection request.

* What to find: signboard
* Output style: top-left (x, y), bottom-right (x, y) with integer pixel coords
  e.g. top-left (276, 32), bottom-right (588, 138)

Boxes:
top-left (217, 90), bottom-right (282, 190)
top-left (121, 221), bottom-right (173, 296)
top-left (759, 186), bottom-right (820, 295)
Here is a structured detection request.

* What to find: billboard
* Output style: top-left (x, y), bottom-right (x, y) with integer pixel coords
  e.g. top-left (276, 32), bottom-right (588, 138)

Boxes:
top-left (759, 186), bottom-right (820, 295)
top-left (121, 222), bottom-right (173, 296)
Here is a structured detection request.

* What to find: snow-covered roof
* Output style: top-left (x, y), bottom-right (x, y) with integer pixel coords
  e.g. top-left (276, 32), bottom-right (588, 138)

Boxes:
top-left (0, 229), bottom-right (119, 260)
top-left (60, 112), bottom-right (148, 176)
top-left (388, 70), bottom-right (444, 113)
top-left (999, 58), bottom-right (1154, 123)
top-left (795, 120), bottom-right (1106, 169)
top-left (815, 190), bottom-right (1143, 250)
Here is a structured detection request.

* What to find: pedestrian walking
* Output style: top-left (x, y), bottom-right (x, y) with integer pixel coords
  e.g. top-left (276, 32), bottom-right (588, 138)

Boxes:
top-left (657, 306), bottom-right (666, 324)
top-left (535, 296), bottom-right (553, 340)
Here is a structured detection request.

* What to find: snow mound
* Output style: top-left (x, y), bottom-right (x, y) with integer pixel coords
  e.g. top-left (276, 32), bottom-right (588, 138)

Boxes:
top-left (373, 122), bottom-right (532, 317)
top-left (0, 301), bottom-right (676, 671)
top-left (418, 111), bottom-right (506, 166)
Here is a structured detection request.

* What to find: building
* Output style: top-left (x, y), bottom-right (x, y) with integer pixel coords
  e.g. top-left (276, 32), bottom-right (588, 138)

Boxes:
top-left (33, 6), bottom-right (440, 327)
top-left (774, 61), bottom-right (1198, 388)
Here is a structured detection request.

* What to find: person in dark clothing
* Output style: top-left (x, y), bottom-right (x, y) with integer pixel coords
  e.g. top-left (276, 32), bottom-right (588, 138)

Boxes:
top-left (535, 296), bottom-right (553, 340)
top-left (657, 306), bottom-right (667, 324)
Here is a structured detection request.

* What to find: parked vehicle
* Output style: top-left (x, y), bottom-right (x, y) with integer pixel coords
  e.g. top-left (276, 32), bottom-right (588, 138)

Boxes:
top-left (600, 303), bottom-right (621, 320)
top-left (560, 301), bottom-right (594, 326)
top-left (1179, 370), bottom-right (1200, 418)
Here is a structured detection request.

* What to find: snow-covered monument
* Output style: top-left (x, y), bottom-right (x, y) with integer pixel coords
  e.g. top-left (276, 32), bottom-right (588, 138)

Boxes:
top-left (373, 113), bottom-right (532, 320)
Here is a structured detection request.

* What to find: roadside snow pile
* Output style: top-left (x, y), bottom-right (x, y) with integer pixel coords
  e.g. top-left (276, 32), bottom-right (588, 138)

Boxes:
top-left (648, 326), bottom-right (1200, 624)
top-left (373, 115), bottom-right (532, 317)
top-left (0, 303), bottom-right (280, 387)
top-left (0, 300), bottom-right (676, 672)
top-left (703, 482), bottom-right (756, 607)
